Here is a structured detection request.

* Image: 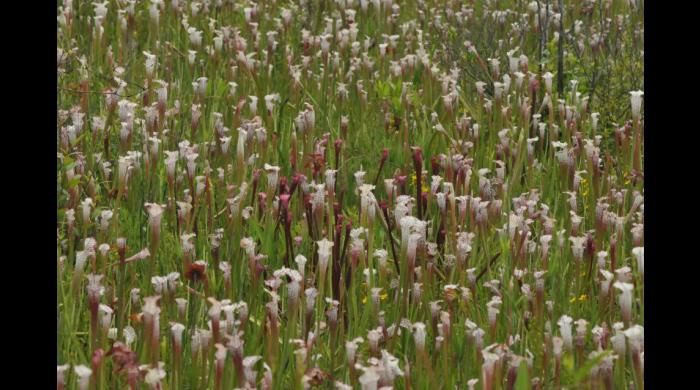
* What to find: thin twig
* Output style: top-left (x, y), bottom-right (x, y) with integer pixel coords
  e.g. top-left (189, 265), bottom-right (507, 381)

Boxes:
top-left (476, 252), bottom-right (502, 282)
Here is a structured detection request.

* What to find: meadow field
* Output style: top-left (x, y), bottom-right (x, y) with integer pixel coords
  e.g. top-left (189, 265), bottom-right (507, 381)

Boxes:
top-left (57, 0), bottom-right (644, 388)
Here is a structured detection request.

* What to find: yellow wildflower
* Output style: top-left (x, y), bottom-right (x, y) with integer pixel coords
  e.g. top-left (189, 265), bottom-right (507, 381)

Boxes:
top-left (570, 294), bottom-right (588, 304)
top-left (580, 177), bottom-right (589, 197)
top-left (409, 173), bottom-right (429, 193)
top-left (380, 293), bottom-right (388, 301)
top-left (362, 294), bottom-right (387, 304)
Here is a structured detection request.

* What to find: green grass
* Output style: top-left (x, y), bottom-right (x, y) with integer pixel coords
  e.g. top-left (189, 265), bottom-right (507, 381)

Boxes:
top-left (57, 0), bottom-right (643, 389)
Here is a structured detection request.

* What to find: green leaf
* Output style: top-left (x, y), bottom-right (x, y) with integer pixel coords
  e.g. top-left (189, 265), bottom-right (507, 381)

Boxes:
top-left (68, 175), bottom-right (82, 189)
top-left (562, 354), bottom-right (575, 373)
top-left (70, 131), bottom-right (89, 147)
top-left (247, 215), bottom-right (264, 241)
top-left (571, 351), bottom-right (612, 385)
top-left (514, 360), bottom-right (530, 390)
top-left (63, 155), bottom-right (74, 167)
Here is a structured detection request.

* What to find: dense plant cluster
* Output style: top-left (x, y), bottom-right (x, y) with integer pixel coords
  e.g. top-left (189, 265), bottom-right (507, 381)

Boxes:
top-left (57, 0), bottom-right (643, 389)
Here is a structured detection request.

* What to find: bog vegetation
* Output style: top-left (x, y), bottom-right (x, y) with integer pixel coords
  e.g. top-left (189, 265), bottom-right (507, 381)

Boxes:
top-left (57, 0), bottom-right (644, 389)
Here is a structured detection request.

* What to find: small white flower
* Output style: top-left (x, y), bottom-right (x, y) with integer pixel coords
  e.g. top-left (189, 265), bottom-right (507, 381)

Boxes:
top-left (305, 288), bottom-right (318, 315)
top-left (412, 322), bottom-right (427, 352)
top-left (243, 355), bottom-right (262, 385)
top-left (81, 198), bottom-right (94, 223)
top-left (57, 364), bottom-right (70, 387)
top-left (380, 349), bottom-right (404, 383)
top-left (248, 96), bottom-right (259, 115)
top-left (144, 363), bottom-right (166, 388)
top-left (124, 325), bottom-right (137, 347)
top-left (264, 164), bottom-right (281, 190)
top-left (171, 322), bottom-right (185, 345)
top-left (316, 238), bottom-right (334, 278)
top-left (74, 365), bottom-right (92, 390)
top-left (345, 337), bottom-right (364, 363)
top-left (557, 315), bottom-right (574, 351)
top-left (629, 90), bottom-right (644, 121)
top-left (145, 202), bottom-right (165, 231)
top-left (632, 247), bottom-right (644, 278)
top-left (614, 282), bottom-right (634, 324)
top-left (623, 324), bottom-right (644, 354)
top-left (359, 367), bottom-right (380, 390)
top-left (295, 255), bottom-right (307, 279)
top-left (98, 304), bottom-right (113, 330)
top-left (367, 328), bottom-right (382, 353)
